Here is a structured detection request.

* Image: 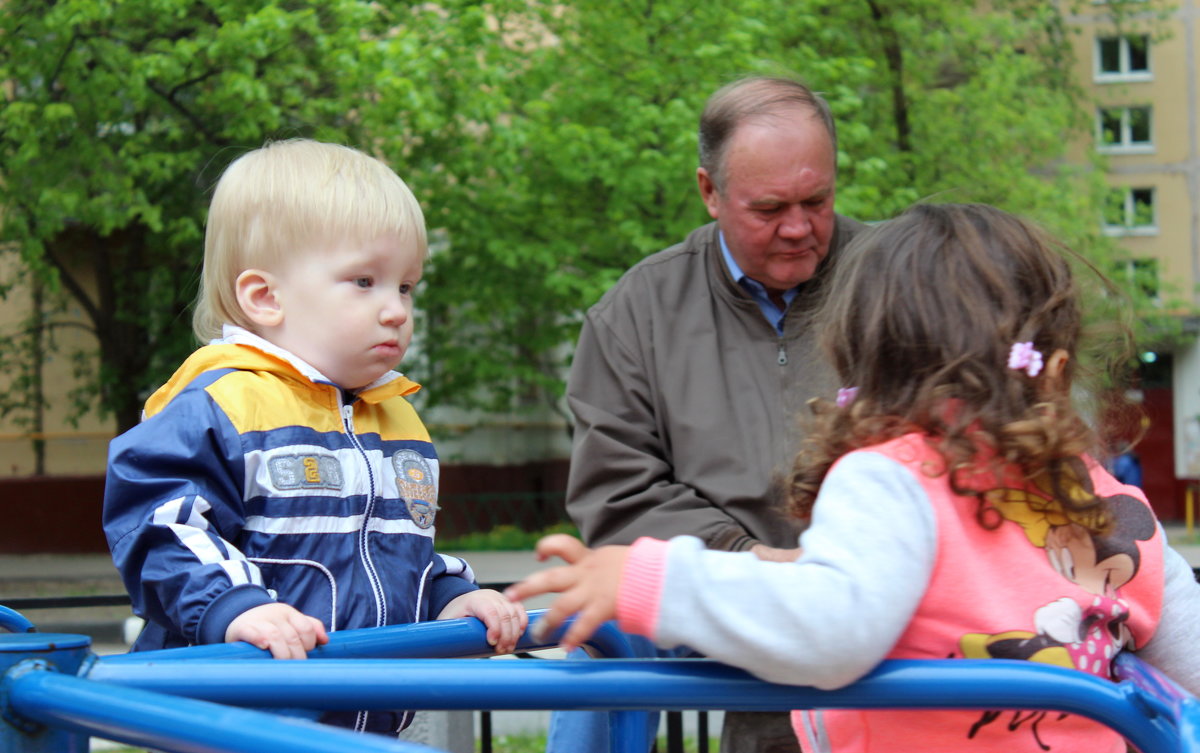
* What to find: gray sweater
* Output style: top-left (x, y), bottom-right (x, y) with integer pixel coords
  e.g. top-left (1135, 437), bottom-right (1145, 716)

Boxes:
top-left (566, 217), bottom-right (865, 551)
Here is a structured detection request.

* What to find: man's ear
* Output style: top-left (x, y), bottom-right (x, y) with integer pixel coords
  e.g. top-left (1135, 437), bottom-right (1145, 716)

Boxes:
top-left (697, 167), bottom-right (720, 220)
top-left (235, 269), bottom-right (283, 328)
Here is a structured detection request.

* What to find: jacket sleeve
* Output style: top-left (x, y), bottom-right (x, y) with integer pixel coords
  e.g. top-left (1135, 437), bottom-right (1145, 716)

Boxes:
top-left (103, 381), bottom-right (274, 645)
top-left (426, 553), bottom-right (480, 617)
top-left (615, 451), bottom-right (937, 689)
top-left (566, 309), bottom-right (759, 551)
top-left (1132, 537), bottom-right (1200, 695)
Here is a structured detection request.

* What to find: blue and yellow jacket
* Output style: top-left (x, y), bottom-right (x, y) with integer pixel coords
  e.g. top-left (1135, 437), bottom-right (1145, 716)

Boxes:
top-left (103, 328), bottom-right (477, 660)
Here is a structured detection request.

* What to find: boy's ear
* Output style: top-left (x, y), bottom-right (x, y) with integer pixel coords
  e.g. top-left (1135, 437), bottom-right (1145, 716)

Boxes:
top-left (235, 269), bottom-right (283, 328)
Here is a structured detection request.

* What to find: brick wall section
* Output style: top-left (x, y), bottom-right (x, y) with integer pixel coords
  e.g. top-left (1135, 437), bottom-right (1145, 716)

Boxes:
top-left (0, 460), bottom-right (571, 554)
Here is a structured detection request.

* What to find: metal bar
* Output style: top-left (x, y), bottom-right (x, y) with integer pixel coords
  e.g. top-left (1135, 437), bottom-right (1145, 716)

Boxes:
top-left (0, 606), bottom-right (36, 633)
top-left (665, 711), bottom-right (683, 753)
top-left (1, 596), bottom-right (133, 611)
top-left (84, 658), bottom-right (1191, 753)
top-left (479, 711), bottom-right (491, 753)
top-left (7, 668), bottom-right (444, 753)
top-left (94, 613), bottom-right (647, 753)
top-left (100, 611), bottom-right (632, 662)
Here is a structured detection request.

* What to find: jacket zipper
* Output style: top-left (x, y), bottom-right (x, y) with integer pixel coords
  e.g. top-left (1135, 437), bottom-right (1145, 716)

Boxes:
top-left (777, 341), bottom-right (788, 366)
top-left (342, 399), bottom-right (388, 628)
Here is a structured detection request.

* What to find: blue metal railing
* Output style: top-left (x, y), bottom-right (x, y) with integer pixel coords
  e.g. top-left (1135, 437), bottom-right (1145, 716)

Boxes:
top-left (3, 607), bottom-right (1200, 753)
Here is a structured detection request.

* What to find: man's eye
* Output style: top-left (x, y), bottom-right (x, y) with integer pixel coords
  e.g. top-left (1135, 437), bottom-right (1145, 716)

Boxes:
top-left (354, 277), bottom-right (373, 288)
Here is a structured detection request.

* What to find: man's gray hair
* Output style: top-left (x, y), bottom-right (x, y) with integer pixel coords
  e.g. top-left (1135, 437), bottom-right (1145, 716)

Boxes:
top-left (698, 76), bottom-right (837, 192)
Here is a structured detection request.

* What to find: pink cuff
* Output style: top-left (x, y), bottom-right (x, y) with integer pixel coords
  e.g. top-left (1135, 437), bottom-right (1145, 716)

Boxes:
top-left (616, 536), bottom-right (671, 638)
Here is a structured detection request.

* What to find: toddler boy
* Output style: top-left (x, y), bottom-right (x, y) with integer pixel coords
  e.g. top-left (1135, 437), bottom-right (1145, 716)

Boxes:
top-left (103, 139), bottom-right (526, 734)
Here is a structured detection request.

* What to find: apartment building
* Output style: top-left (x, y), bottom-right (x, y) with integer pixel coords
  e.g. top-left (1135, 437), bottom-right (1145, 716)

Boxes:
top-left (1066, 1), bottom-right (1199, 519)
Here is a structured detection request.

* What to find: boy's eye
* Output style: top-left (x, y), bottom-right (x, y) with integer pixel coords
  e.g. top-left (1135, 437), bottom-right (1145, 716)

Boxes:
top-left (354, 277), bottom-right (373, 288)
top-left (399, 283), bottom-right (413, 295)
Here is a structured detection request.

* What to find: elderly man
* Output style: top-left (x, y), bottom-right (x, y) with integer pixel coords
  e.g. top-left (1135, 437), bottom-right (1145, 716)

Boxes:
top-left (552, 76), bottom-right (866, 753)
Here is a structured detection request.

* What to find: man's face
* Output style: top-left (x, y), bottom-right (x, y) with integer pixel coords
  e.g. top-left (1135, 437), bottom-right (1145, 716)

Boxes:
top-left (697, 111), bottom-right (837, 295)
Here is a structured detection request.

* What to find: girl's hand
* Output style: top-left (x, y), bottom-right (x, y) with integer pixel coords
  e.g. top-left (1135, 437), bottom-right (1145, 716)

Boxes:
top-left (504, 534), bottom-right (630, 652)
top-left (225, 602), bottom-right (329, 659)
top-left (438, 589), bottom-right (529, 655)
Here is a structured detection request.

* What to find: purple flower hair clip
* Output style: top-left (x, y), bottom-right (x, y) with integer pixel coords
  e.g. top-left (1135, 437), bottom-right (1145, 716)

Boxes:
top-left (836, 386), bottom-right (859, 408)
top-left (1008, 342), bottom-right (1044, 378)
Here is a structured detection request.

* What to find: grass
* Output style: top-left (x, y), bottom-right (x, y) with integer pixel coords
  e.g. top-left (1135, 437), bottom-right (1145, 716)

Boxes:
top-left (489, 733), bottom-right (720, 752)
top-left (438, 522), bottom-right (579, 551)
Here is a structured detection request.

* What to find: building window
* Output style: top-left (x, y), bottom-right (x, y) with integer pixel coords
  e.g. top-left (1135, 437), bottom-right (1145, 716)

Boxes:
top-left (1098, 106), bottom-right (1152, 152)
top-left (1120, 258), bottom-right (1160, 301)
top-left (1104, 187), bottom-right (1157, 235)
top-left (1096, 35), bottom-right (1151, 81)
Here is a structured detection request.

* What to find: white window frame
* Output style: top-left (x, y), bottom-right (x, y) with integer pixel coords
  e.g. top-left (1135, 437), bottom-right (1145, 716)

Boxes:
top-left (1103, 186), bottom-right (1158, 236)
top-left (1119, 257), bottom-right (1160, 304)
top-left (1094, 34), bottom-right (1152, 82)
top-left (1097, 106), bottom-right (1153, 154)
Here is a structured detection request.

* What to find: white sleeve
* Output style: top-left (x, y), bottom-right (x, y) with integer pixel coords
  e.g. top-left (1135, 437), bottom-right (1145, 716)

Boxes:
top-left (651, 451), bottom-right (936, 689)
top-left (1133, 533), bottom-right (1200, 695)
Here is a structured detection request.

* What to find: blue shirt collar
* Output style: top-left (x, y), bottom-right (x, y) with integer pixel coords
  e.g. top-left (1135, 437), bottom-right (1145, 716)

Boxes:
top-left (719, 232), bottom-right (797, 335)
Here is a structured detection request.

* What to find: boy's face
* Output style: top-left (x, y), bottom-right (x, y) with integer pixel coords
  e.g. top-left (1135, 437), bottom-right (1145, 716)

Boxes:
top-left (268, 234), bottom-right (422, 390)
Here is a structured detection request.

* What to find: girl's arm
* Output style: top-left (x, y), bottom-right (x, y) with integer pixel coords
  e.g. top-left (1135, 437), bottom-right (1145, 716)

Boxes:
top-left (511, 451), bottom-right (937, 689)
top-left (1132, 536), bottom-right (1200, 695)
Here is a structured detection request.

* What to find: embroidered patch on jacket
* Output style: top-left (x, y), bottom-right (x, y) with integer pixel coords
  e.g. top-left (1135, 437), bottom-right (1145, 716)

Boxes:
top-left (268, 454), bottom-right (344, 491)
top-left (393, 449), bottom-right (438, 529)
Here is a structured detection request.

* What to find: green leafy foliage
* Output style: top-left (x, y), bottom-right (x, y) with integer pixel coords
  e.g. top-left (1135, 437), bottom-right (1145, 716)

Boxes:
top-left (0, 0), bottom-right (1187, 436)
top-left (438, 521), bottom-right (580, 552)
top-left (0, 0), bottom-right (386, 432)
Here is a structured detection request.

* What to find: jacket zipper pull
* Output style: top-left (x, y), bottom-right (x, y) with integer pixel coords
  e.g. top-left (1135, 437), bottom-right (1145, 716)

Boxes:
top-left (342, 403), bottom-right (355, 433)
top-left (777, 343), bottom-right (787, 365)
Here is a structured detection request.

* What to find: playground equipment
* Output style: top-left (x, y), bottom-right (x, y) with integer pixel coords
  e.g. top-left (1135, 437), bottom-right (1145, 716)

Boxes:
top-left (3, 605), bottom-right (1200, 753)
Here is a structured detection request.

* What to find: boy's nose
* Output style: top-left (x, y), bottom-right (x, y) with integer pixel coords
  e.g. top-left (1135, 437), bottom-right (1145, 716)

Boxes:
top-left (380, 295), bottom-right (409, 325)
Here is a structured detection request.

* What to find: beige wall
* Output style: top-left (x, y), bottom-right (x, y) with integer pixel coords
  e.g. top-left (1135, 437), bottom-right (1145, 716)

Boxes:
top-left (0, 252), bottom-right (113, 477)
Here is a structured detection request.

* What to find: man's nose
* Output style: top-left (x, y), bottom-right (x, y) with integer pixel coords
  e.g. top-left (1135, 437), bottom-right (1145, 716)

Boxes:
top-left (777, 205), bottom-right (813, 239)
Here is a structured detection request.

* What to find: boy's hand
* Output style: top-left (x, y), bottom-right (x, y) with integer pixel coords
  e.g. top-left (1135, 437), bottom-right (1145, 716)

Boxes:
top-left (437, 589), bottom-right (529, 655)
top-left (225, 603), bottom-right (329, 659)
top-left (503, 534), bottom-right (630, 652)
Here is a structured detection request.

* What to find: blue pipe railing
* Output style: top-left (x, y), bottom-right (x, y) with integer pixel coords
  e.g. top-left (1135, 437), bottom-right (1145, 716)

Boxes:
top-left (84, 655), bottom-right (1200, 753)
top-left (3, 606), bottom-right (1200, 753)
top-left (99, 611), bottom-right (637, 662)
top-left (6, 667), bottom-right (445, 753)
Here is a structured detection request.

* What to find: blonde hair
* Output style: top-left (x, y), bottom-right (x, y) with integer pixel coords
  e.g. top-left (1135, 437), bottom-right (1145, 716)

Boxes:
top-left (193, 139), bottom-right (427, 342)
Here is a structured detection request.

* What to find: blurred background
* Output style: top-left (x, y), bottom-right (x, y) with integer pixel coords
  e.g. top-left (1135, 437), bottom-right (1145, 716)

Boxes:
top-left (0, 0), bottom-right (1196, 551)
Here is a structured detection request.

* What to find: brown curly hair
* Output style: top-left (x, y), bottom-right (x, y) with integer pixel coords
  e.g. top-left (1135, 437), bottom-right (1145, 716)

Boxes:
top-left (789, 203), bottom-right (1137, 534)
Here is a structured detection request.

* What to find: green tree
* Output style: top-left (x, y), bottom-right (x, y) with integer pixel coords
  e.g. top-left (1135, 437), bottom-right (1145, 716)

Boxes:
top-left (0, 0), bottom-right (1183, 440)
top-left (372, 1), bottom-right (875, 416)
top-left (398, 0), bottom-right (1183, 419)
top-left (0, 0), bottom-right (389, 433)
